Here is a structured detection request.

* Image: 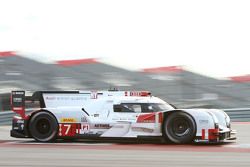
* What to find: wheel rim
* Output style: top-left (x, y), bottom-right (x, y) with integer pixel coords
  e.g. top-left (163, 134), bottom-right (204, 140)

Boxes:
top-left (171, 117), bottom-right (190, 137)
top-left (36, 118), bottom-right (51, 135)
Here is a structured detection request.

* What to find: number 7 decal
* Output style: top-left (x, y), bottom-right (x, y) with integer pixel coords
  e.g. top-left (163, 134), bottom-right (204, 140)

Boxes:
top-left (59, 124), bottom-right (80, 136)
top-left (64, 124), bottom-right (71, 135)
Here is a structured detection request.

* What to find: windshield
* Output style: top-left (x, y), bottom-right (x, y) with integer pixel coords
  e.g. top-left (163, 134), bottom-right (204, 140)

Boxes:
top-left (145, 103), bottom-right (174, 112)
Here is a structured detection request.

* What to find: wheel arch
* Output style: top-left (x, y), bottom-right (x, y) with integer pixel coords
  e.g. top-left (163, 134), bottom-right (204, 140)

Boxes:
top-left (178, 109), bottom-right (218, 137)
top-left (162, 110), bottom-right (198, 129)
top-left (162, 110), bottom-right (198, 143)
top-left (27, 109), bottom-right (59, 136)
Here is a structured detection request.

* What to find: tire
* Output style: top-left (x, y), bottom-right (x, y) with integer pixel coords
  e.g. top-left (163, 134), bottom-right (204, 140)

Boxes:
top-left (29, 111), bottom-right (58, 142)
top-left (163, 112), bottom-right (196, 144)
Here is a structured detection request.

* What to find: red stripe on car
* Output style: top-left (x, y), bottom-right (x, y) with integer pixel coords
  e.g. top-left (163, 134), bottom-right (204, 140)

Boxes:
top-left (208, 129), bottom-right (219, 140)
top-left (137, 113), bottom-right (155, 123)
top-left (202, 129), bottom-right (205, 140)
top-left (158, 112), bottom-right (163, 123)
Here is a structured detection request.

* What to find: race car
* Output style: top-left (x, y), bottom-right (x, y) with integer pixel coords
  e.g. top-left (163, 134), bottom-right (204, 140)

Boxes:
top-left (10, 90), bottom-right (236, 143)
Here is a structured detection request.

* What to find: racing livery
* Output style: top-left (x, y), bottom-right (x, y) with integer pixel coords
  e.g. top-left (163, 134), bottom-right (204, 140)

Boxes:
top-left (10, 90), bottom-right (236, 143)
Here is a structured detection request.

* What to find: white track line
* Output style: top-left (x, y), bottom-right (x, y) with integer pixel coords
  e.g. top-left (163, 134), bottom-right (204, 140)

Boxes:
top-left (224, 143), bottom-right (250, 149)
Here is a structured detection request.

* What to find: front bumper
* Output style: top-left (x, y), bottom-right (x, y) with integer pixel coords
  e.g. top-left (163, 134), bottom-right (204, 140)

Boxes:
top-left (218, 129), bottom-right (236, 139)
top-left (221, 129), bottom-right (237, 140)
top-left (195, 129), bottom-right (236, 143)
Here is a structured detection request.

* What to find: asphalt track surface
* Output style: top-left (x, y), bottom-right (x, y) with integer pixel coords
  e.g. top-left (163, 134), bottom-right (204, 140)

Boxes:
top-left (0, 123), bottom-right (250, 167)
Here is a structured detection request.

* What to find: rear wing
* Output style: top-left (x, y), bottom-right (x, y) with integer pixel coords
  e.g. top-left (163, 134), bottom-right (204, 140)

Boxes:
top-left (10, 90), bottom-right (83, 119)
top-left (11, 91), bottom-right (26, 119)
top-left (11, 91), bottom-right (37, 119)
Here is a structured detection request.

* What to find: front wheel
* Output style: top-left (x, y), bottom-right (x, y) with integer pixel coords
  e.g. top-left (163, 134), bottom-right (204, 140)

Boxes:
top-left (163, 112), bottom-right (196, 144)
top-left (29, 111), bottom-right (58, 142)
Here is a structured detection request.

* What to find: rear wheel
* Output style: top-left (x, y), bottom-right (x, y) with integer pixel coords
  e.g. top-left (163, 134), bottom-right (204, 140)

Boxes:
top-left (163, 112), bottom-right (196, 144)
top-left (29, 111), bottom-right (58, 142)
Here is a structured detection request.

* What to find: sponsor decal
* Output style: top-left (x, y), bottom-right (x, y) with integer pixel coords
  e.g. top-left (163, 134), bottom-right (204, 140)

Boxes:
top-left (140, 120), bottom-right (155, 123)
top-left (128, 91), bottom-right (150, 97)
top-left (131, 127), bottom-right (154, 133)
top-left (60, 118), bottom-right (77, 123)
top-left (59, 123), bottom-right (90, 136)
top-left (94, 124), bottom-right (111, 129)
top-left (46, 96), bottom-right (56, 100)
top-left (130, 91), bottom-right (142, 96)
top-left (13, 119), bottom-right (25, 130)
top-left (59, 124), bottom-right (80, 136)
top-left (45, 96), bottom-right (86, 101)
top-left (13, 97), bottom-right (22, 103)
top-left (94, 114), bottom-right (99, 117)
top-left (17, 120), bottom-right (24, 124)
top-left (79, 124), bottom-right (90, 134)
top-left (13, 91), bottom-right (24, 95)
top-left (81, 117), bottom-right (88, 122)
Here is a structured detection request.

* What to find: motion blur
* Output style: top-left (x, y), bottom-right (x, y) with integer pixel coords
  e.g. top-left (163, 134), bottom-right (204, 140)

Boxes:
top-left (1, 51), bottom-right (250, 124)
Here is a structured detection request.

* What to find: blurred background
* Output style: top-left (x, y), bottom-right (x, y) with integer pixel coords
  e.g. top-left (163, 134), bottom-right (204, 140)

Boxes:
top-left (1, 0), bottom-right (250, 121)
